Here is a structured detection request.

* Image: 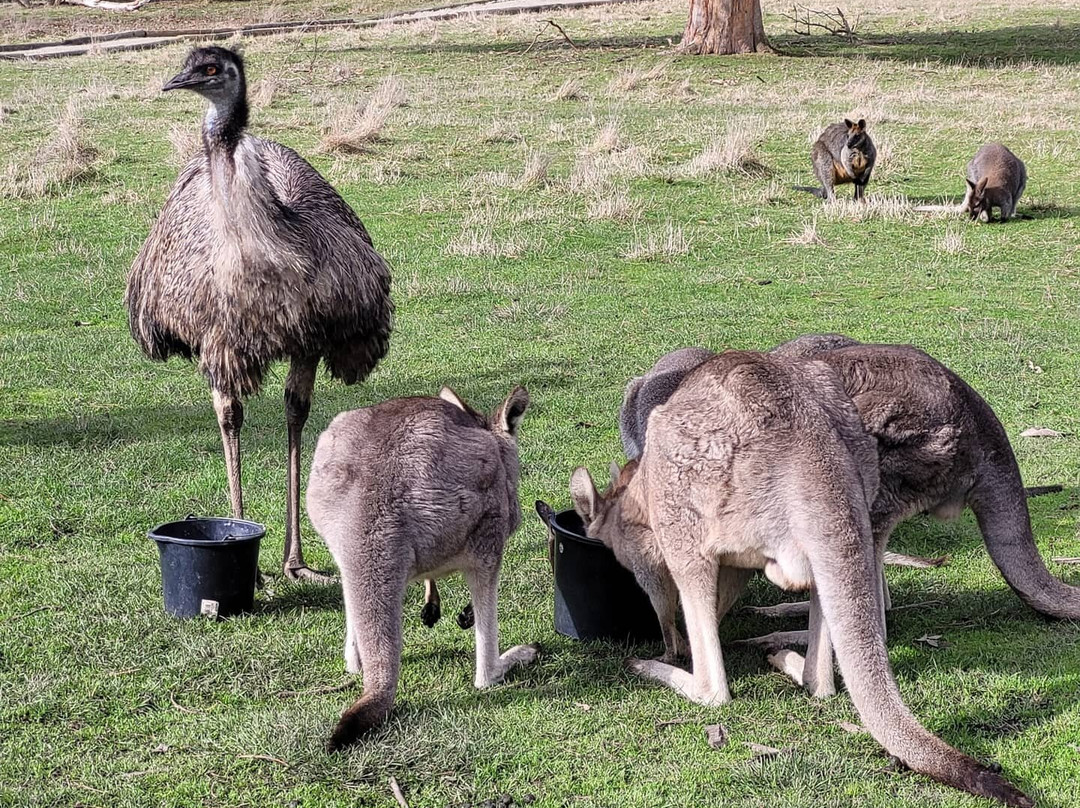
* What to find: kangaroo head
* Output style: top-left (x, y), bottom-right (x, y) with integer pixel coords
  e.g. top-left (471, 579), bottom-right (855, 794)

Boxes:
top-left (569, 459), bottom-right (643, 547)
top-left (844, 118), bottom-right (867, 150)
top-left (439, 385), bottom-right (529, 439)
top-left (965, 176), bottom-right (991, 222)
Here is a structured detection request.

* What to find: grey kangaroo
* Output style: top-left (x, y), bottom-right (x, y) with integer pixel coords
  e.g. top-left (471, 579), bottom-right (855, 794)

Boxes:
top-left (805, 119), bottom-right (876, 201)
top-left (964, 143), bottom-right (1027, 222)
top-left (306, 386), bottom-right (538, 751)
top-left (621, 336), bottom-right (1077, 621)
top-left (571, 351), bottom-right (1031, 807)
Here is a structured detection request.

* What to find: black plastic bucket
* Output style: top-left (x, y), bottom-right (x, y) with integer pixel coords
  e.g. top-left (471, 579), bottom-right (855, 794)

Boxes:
top-left (544, 506), bottom-right (662, 642)
top-left (149, 516), bottom-right (265, 619)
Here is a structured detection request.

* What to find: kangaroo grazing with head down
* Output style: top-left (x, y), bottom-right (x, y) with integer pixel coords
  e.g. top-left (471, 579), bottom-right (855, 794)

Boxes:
top-left (802, 119), bottom-right (876, 202)
top-left (572, 351), bottom-right (1031, 806)
top-left (964, 143), bottom-right (1027, 222)
top-left (306, 385), bottom-right (537, 751)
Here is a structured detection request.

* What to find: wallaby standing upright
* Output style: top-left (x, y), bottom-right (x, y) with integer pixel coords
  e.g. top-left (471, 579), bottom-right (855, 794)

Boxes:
top-left (571, 351), bottom-right (1031, 806)
top-left (807, 119), bottom-right (876, 202)
top-left (964, 143), bottom-right (1027, 222)
top-left (306, 386), bottom-right (537, 751)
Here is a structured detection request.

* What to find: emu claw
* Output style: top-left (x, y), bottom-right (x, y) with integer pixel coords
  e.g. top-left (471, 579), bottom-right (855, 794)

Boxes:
top-left (285, 565), bottom-right (338, 586)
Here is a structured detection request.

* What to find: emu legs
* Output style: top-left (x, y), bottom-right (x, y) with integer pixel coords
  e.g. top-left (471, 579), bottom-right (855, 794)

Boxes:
top-left (283, 359), bottom-right (335, 584)
top-left (212, 388), bottom-right (245, 518)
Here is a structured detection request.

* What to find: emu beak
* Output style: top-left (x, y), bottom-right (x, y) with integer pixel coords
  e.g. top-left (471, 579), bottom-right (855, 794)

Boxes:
top-left (162, 70), bottom-right (199, 92)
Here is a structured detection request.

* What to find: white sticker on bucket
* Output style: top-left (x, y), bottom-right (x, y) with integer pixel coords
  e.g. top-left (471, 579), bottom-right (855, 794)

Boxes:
top-left (200, 599), bottom-right (220, 618)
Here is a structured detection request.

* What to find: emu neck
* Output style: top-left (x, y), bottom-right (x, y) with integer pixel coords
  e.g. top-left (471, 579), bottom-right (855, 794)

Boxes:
top-left (202, 90), bottom-right (248, 155)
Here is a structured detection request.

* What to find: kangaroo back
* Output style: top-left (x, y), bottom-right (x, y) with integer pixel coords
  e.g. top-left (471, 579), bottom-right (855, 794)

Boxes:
top-left (619, 347), bottom-right (713, 459)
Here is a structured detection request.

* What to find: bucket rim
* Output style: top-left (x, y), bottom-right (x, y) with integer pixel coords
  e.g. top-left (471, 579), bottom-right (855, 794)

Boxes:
top-left (548, 507), bottom-right (606, 548)
top-left (148, 515), bottom-right (266, 546)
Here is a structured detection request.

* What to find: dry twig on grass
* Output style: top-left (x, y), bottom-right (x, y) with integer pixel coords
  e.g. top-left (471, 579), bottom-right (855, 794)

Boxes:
top-left (389, 777), bottom-right (410, 808)
top-left (54, 0), bottom-right (153, 10)
top-left (522, 19), bottom-right (578, 55)
top-left (781, 5), bottom-right (861, 42)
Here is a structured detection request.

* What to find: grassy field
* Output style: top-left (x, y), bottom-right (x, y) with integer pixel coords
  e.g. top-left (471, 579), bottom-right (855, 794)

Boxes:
top-left (3, 0), bottom-right (1080, 805)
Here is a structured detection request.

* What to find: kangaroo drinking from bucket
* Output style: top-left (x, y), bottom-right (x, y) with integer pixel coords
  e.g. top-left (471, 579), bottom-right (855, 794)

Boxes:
top-left (572, 351), bottom-right (1032, 807)
top-left (800, 119), bottom-right (876, 202)
top-left (306, 385), bottom-right (537, 750)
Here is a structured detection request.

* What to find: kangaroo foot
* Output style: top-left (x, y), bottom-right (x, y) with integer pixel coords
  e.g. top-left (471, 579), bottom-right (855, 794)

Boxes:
top-left (420, 600), bottom-right (441, 628)
top-left (284, 565), bottom-right (338, 585)
top-left (456, 602), bottom-right (475, 629)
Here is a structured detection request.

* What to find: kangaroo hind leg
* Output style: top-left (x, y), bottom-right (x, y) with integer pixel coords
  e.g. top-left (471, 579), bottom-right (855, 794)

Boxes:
top-left (464, 563), bottom-right (538, 688)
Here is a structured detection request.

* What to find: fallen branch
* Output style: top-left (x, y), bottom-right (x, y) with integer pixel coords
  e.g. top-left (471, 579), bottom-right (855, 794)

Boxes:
top-left (389, 776), bottom-right (410, 808)
top-left (781, 5), bottom-right (861, 42)
top-left (278, 679), bottom-right (356, 698)
top-left (237, 754), bottom-right (290, 767)
top-left (522, 19), bottom-right (578, 55)
top-left (5, 606), bottom-right (52, 622)
top-left (55, 0), bottom-right (153, 10)
top-left (1053, 557), bottom-right (1080, 565)
top-left (168, 691), bottom-right (202, 715)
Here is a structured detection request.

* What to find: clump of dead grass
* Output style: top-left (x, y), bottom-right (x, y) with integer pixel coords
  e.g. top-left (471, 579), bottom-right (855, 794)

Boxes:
top-left (1, 98), bottom-right (102, 199)
top-left (587, 185), bottom-right (641, 221)
top-left (168, 123), bottom-right (201, 168)
top-left (481, 119), bottom-right (523, 144)
top-left (517, 150), bottom-right (551, 188)
top-left (251, 76), bottom-right (284, 109)
top-left (552, 79), bottom-right (584, 102)
top-left (783, 220), bottom-right (826, 247)
top-left (681, 117), bottom-right (770, 178)
top-left (621, 221), bottom-right (691, 261)
top-left (936, 226), bottom-right (966, 255)
top-left (588, 119), bottom-right (621, 154)
top-left (609, 61), bottom-right (669, 93)
top-left (321, 75), bottom-right (407, 153)
top-left (819, 193), bottom-right (913, 222)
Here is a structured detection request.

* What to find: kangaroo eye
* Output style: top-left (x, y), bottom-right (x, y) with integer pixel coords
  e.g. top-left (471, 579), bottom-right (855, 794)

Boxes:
top-left (206, 66), bottom-right (218, 76)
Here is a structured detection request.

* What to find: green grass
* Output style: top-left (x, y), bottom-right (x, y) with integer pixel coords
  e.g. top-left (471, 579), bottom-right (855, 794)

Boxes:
top-left (3, 0), bottom-right (1080, 806)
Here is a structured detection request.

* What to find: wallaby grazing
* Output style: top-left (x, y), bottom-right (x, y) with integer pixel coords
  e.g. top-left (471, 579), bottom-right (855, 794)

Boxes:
top-left (572, 351), bottom-right (1032, 807)
top-left (801, 119), bottom-right (876, 202)
top-left (306, 385), bottom-right (538, 751)
top-left (964, 143), bottom-right (1027, 222)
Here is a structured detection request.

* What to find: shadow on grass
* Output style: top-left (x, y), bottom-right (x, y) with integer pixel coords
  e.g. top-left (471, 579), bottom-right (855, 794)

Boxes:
top-left (773, 23), bottom-right (1080, 66)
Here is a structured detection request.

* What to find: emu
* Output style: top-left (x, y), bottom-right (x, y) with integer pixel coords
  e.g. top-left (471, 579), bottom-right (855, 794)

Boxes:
top-left (125, 46), bottom-right (393, 583)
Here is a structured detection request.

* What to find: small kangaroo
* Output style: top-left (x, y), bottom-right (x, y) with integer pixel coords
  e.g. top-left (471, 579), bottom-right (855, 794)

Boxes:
top-left (964, 143), bottom-right (1027, 222)
top-left (306, 385), bottom-right (538, 751)
top-left (572, 351), bottom-right (1031, 807)
top-left (804, 119), bottom-right (876, 202)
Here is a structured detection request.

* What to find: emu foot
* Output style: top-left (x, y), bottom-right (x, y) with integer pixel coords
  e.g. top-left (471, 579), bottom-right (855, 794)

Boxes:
top-left (285, 565), bottom-right (338, 586)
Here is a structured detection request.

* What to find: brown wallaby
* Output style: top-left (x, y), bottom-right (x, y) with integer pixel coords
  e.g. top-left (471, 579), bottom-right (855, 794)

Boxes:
top-left (571, 351), bottom-right (1031, 806)
top-left (964, 143), bottom-right (1027, 222)
top-left (306, 385), bottom-right (537, 751)
top-left (799, 119), bottom-right (876, 202)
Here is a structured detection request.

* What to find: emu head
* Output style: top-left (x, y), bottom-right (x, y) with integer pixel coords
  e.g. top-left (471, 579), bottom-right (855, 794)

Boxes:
top-left (163, 46), bottom-right (247, 106)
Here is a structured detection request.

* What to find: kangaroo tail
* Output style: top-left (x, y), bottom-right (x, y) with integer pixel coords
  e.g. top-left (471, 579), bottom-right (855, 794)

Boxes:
top-left (810, 505), bottom-right (1033, 806)
top-left (619, 374), bottom-right (646, 460)
top-left (793, 185), bottom-right (826, 198)
top-left (1025, 484), bottom-right (1062, 498)
top-left (328, 569), bottom-right (405, 752)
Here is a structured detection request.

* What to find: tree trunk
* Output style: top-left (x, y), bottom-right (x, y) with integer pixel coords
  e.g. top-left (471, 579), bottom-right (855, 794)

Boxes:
top-left (679, 0), bottom-right (772, 55)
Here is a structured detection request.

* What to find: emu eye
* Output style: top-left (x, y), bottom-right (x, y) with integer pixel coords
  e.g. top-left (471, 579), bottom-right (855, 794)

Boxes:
top-left (206, 66), bottom-right (218, 76)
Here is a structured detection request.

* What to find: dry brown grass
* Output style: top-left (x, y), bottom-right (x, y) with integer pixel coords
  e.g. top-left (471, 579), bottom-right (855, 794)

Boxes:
top-left (552, 79), bottom-right (584, 102)
top-left (681, 117), bottom-right (769, 178)
top-left (517, 150), bottom-right (551, 189)
top-left (820, 194), bottom-right (914, 222)
top-left (168, 122), bottom-right (201, 168)
top-left (1, 98), bottom-right (102, 199)
top-left (783, 220), bottom-right (826, 247)
top-left (587, 185), bottom-right (641, 221)
top-left (588, 119), bottom-right (621, 154)
top-left (936, 226), bottom-right (966, 255)
top-left (321, 75), bottom-right (407, 153)
top-left (621, 221), bottom-right (691, 261)
top-left (251, 76), bottom-right (284, 109)
top-left (610, 61), bottom-right (670, 94)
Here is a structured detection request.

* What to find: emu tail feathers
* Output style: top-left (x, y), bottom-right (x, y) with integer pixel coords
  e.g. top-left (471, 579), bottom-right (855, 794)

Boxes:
top-left (811, 521), bottom-right (1032, 806)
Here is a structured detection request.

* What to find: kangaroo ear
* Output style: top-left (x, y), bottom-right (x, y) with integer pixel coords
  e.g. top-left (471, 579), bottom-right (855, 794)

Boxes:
top-left (976, 176), bottom-right (989, 194)
top-left (857, 118), bottom-right (866, 129)
top-left (965, 178), bottom-right (977, 191)
top-left (570, 467), bottom-right (598, 522)
top-left (844, 118), bottom-right (855, 129)
top-left (609, 460), bottom-right (622, 486)
top-left (439, 387), bottom-right (468, 411)
top-left (496, 386), bottom-right (529, 436)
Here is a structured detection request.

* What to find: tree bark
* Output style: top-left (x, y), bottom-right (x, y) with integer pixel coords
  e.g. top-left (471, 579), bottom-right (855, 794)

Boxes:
top-left (679, 0), bottom-right (772, 55)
